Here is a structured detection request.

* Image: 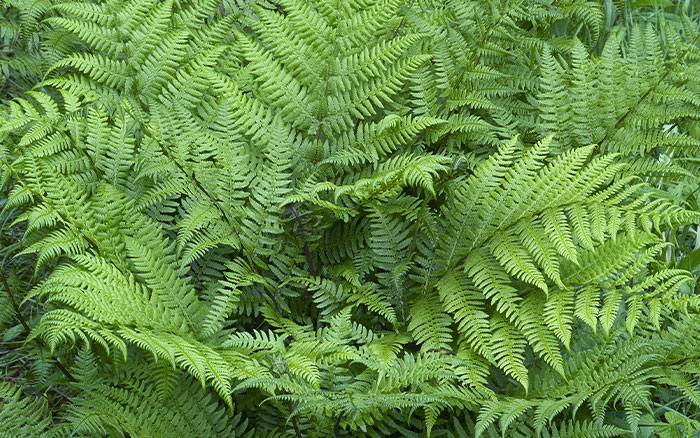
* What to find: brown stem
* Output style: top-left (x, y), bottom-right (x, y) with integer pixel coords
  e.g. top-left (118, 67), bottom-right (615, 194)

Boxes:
top-left (288, 400), bottom-right (303, 438)
top-left (427, 347), bottom-right (455, 356)
top-left (268, 290), bottom-right (281, 313)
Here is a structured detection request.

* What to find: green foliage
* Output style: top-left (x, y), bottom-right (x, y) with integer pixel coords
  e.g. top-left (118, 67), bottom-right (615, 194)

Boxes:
top-left (1, 0), bottom-right (700, 436)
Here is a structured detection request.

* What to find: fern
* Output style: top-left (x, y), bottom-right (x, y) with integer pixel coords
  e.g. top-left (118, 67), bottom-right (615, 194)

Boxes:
top-left (1, 0), bottom-right (700, 436)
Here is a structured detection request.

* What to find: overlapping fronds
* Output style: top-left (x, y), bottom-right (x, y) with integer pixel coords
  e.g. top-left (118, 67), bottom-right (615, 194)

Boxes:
top-left (1, 0), bottom-right (699, 436)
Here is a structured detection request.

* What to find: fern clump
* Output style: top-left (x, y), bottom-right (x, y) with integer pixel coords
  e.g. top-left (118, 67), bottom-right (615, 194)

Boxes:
top-left (1, 0), bottom-right (700, 436)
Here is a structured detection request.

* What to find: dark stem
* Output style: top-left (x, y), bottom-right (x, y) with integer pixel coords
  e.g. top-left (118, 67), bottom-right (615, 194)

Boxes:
top-left (9, 26), bottom-right (20, 52)
top-left (333, 412), bottom-right (344, 437)
top-left (0, 269), bottom-right (76, 383)
top-left (427, 347), bottom-right (455, 356)
top-left (268, 290), bottom-right (281, 313)
top-left (287, 204), bottom-right (316, 277)
top-left (0, 270), bottom-right (30, 334)
top-left (597, 30), bottom-right (700, 148)
top-left (390, 0), bottom-right (416, 39)
top-left (288, 400), bottom-right (303, 438)
top-left (120, 105), bottom-right (271, 318)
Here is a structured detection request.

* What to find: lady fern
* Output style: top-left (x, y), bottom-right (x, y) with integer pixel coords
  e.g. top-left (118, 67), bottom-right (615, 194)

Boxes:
top-left (1, 0), bottom-right (700, 436)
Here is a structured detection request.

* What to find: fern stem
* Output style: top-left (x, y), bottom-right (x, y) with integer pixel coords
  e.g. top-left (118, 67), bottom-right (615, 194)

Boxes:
top-left (431, 190), bottom-right (654, 289)
top-left (0, 270), bottom-right (30, 334)
top-left (0, 268), bottom-right (76, 383)
top-left (314, 1), bottom-right (341, 147)
top-left (288, 400), bottom-right (303, 438)
top-left (0, 158), bottom-right (103, 256)
top-left (287, 204), bottom-right (316, 277)
top-left (389, 0), bottom-right (416, 39)
top-left (597, 30), bottom-right (700, 148)
top-left (333, 412), bottom-right (344, 437)
top-left (8, 25), bottom-right (20, 52)
top-left (120, 104), bottom-right (252, 263)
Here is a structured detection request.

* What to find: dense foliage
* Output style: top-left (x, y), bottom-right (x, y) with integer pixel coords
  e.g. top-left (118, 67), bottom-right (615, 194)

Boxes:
top-left (2, 0), bottom-right (700, 436)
